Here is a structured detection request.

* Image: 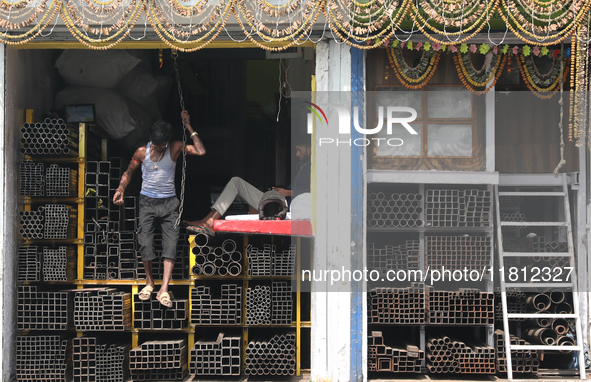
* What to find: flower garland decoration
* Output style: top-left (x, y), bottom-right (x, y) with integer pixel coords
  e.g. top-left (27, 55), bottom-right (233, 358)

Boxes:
top-left (60, 0), bottom-right (143, 49)
top-left (409, 0), bottom-right (498, 45)
top-left (516, 52), bottom-right (569, 100)
top-left (324, 0), bottom-right (410, 49)
top-left (386, 42), bottom-right (440, 89)
top-left (0, 0), bottom-right (61, 45)
top-left (145, 0), bottom-right (233, 52)
top-left (498, 0), bottom-right (591, 45)
top-left (453, 48), bottom-right (507, 94)
top-left (233, 0), bottom-right (322, 51)
top-left (572, 21), bottom-right (590, 146)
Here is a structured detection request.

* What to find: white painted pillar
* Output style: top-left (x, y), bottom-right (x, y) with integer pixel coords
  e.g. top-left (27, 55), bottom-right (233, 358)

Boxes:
top-left (0, 43), bottom-right (5, 381)
top-left (311, 39), bottom-right (353, 382)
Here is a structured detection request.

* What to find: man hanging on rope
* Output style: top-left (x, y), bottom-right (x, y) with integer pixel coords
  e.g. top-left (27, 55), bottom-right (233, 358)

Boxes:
top-left (113, 111), bottom-right (205, 308)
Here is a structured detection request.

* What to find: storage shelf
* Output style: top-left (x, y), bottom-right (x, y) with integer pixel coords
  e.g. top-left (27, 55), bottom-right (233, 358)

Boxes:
top-left (21, 197), bottom-right (83, 204)
top-left (22, 238), bottom-right (82, 245)
top-left (23, 155), bottom-right (84, 163)
top-left (368, 227), bottom-right (493, 233)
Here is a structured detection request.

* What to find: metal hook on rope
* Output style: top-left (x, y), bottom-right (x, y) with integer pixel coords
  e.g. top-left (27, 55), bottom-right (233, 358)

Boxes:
top-left (172, 49), bottom-right (188, 228)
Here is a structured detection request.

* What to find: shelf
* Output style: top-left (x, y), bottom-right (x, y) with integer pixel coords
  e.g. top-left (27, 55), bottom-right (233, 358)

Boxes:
top-left (368, 227), bottom-right (493, 233)
top-left (21, 197), bottom-right (83, 204)
top-left (23, 239), bottom-right (82, 245)
top-left (192, 275), bottom-right (294, 280)
top-left (23, 156), bottom-right (84, 163)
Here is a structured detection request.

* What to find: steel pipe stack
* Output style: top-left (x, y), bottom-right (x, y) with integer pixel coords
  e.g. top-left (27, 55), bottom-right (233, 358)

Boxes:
top-left (499, 195), bottom-right (525, 208)
top-left (244, 334), bottom-right (296, 376)
top-left (272, 282), bottom-right (293, 325)
top-left (246, 285), bottom-right (271, 325)
top-left (20, 118), bottom-right (79, 156)
top-left (368, 241), bottom-right (420, 277)
top-left (19, 207), bottom-right (45, 239)
top-left (118, 230), bottom-right (138, 280)
top-left (73, 336), bottom-right (130, 382)
top-left (426, 336), bottom-right (494, 374)
top-left (191, 284), bottom-right (242, 325)
top-left (20, 161), bottom-right (45, 196)
top-left (368, 331), bottom-right (423, 373)
top-left (503, 236), bottom-right (529, 252)
top-left (17, 286), bottom-right (71, 330)
top-left (426, 189), bottom-right (491, 227)
top-left (74, 288), bottom-right (131, 331)
top-left (500, 212), bottom-right (527, 225)
top-left (368, 192), bottom-right (423, 228)
top-left (495, 330), bottom-right (540, 374)
top-left (133, 292), bottom-right (188, 329)
top-left (190, 333), bottom-right (241, 376)
top-left (44, 204), bottom-right (75, 239)
top-left (246, 243), bottom-right (272, 276)
top-left (426, 287), bottom-right (494, 325)
top-left (17, 245), bottom-right (40, 282)
top-left (16, 335), bottom-right (71, 382)
top-left (192, 237), bottom-right (241, 277)
top-left (129, 340), bottom-right (188, 381)
top-left (273, 244), bottom-right (297, 276)
top-left (46, 164), bottom-right (76, 196)
top-left (42, 246), bottom-right (75, 281)
top-left (425, 235), bottom-right (491, 271)
top-left (369, 284), bottom-right (426, 324)
top-left (495, 289), bottom-right (526, 322)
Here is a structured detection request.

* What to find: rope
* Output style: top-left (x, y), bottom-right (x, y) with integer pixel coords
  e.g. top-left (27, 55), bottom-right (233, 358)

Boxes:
top-left (172, 49), bottom-right (188, 228)
top-left (553, 43), bottom-right (566, 177)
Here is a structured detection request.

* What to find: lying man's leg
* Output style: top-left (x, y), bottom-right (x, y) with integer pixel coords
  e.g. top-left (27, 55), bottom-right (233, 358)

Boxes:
top-left (185, 177), bottom-right (264, 232)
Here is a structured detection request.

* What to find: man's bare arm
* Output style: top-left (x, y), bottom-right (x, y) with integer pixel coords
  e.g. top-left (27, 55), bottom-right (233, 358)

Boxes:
top-left (113, 148), bottom-right (143, 205)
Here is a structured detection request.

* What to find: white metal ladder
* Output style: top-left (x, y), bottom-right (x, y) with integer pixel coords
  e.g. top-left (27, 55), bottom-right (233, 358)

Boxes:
top-left (495, 174), bottom-right (586, 381)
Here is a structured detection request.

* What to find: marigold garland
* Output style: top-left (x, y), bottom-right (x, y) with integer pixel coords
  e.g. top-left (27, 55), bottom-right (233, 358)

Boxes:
top-left (516, 53), bottom-right (568, 95)
top-left (453, 51), bottom-right (507, 94)
top-left (386, 44), bottom-right (440, 89)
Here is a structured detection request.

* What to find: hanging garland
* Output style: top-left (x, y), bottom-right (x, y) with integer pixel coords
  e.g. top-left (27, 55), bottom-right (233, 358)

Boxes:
top-left (145, 0), bottom-right (233, 52)
top-left (409, 0), bottom-right (498, 46)
top-left (516, 53), bottom-right (569, 99)
top-left (60, 0), bottom-right (143, 49)
top-left (324, 0), bottom-right (409, 49)
top-left (498, 0), bottom-right (591, 45)
top-left (453, 49), bottom-right (507, 94)
top-left (0, 0), bottom-right (61, 45)
top-left (233, 0), bottom-right (322, 51)
top-left (386, 42), bottom-right (440, 89)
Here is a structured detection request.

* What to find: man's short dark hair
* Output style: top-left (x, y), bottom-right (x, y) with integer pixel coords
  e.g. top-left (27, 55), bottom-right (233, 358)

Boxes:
top-left (294, 137), bottom-right (311, 148)
top-left (151, 120), bottom-right (173, 145)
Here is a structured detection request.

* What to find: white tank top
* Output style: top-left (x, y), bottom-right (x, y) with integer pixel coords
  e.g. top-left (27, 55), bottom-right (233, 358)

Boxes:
top-left (140, 142), bottom-right (176, 198)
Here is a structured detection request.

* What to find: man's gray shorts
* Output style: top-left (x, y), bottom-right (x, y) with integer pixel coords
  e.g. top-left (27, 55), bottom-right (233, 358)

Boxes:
top-left (138, 194), bottom-right (180, 262)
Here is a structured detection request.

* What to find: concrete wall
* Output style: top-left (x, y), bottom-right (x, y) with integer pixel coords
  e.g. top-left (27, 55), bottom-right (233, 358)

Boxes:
top-left (3, 48), bottom-right (59, 380)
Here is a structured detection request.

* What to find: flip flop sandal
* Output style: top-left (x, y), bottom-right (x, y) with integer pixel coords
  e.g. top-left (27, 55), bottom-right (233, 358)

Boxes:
top-left (156, 291), bottom-right (173, 308)
top-left (138, 285), bottom-right (153, 301)
top-left (187, 225), bottom-right (215, 236)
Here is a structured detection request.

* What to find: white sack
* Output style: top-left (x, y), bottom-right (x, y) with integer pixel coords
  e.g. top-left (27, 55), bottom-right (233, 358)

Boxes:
top-left (55, 50), bottom-right (140, 89)
top-left (55, 87), bottom-right (152, 140)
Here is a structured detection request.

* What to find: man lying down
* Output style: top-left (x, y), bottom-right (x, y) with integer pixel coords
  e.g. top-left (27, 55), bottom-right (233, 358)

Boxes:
top-left (184, 140), bottom-right (311, 236)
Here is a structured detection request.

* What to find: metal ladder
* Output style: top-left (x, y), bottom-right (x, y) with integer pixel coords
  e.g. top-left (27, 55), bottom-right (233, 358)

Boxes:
top-left (495, 174), bottom-right (585, 381)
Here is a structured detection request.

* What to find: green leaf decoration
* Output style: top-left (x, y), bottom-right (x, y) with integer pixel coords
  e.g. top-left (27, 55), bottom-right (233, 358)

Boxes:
top-left (407, 41), bottom-right (413, 50)
top-left (522, 45), bottom-right (531, 57)
top-left (441, 44), bottom-right (447, 52)
top-left (424, 41), bottom-right (431, 51)
top-left (392, 40), bottom-right (400, 48)
top-left (460, 43), bottom-right (468, 53)
top-left (541, 46), bottom-right (549, 56)
top-left (501, 44), bottom-right (509, 54)
top-left (479, 43), bottom-right (490, 55)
